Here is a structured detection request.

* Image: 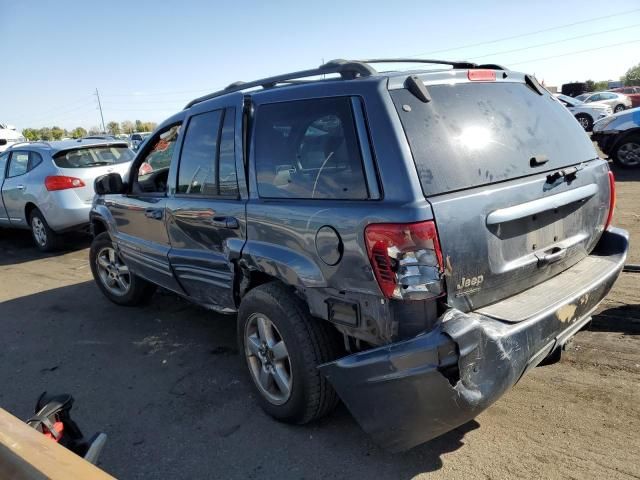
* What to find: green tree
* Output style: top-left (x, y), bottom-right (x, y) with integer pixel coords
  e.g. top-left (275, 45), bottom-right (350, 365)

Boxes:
top-left (135, 119), bottom-right (144, 132)
top-left (22, 128), bottom-right (39, 141)
top-left (71, 127), bottom-right (87, 139)
top-left (50, 126), bottom-right (65, 140)
top-left (39, 128), bottom-right (52, 141)
top-left (593, 81), bottom-right (609, 91)
top-left (622, 62), bottom-right (640, 86)
top-left (121, 120), bottom-right (134, 133)
top-left (88, 126), bottom-right (101, 135)
top-left (585, 79), bottom-right (595, 91)
top-left (142, 121), bottom-right (157, 132)
top-left (106, 121), bottom-right (121, 135)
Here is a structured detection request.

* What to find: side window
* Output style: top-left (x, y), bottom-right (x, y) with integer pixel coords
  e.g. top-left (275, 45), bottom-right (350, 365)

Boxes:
top-left (28, 152), bottom-right (43, 171)
top-left (177, 110), bottom-right (222, 195)
top-left (0, 152), bottom-right (8, 178)
top-left (254, 97), bottom-right (368, 200)
top-left (136, 124), bottom-right (181, 193)
top-left (7, 152), bottom-right (30, 177)
top-left (218, 109), bottom-right (238, 197)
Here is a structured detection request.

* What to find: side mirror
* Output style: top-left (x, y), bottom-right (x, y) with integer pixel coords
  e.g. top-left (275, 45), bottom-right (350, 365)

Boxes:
top-left (94, 172), bottom-right (124, 195)
top-left (0, 139), bottom-right (7, 146)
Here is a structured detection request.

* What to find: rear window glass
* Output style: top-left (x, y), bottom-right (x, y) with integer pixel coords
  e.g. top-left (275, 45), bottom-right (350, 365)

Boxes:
top-left (54, 146), bottom-right (134, 168)
top-left (391, 82), bottom-right (598, 197)
top-left (254, 97), bottom-right (368, 200)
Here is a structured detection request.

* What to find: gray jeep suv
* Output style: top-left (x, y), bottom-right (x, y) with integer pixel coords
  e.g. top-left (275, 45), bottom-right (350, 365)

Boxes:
top-left (89, 59), bottom-right (628, 451)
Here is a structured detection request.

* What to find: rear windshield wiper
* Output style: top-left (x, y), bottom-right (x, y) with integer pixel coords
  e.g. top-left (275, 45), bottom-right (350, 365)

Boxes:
top-left (81, 161), bottom-right (112, 166)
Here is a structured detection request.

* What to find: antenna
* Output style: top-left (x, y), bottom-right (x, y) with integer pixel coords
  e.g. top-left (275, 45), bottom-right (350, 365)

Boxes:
top-left (95, 88), bottom-right (106, 134)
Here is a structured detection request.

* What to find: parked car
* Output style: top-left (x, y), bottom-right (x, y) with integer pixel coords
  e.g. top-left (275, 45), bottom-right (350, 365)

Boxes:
top-left (0, 123), bottom-right (25, 153)
top-left (130, 132), bottom-right (152, 150)
top-left (88, 59), bottom-right (628, 451)
top-left (592, 107), bottom-right (640, 168)
top-left (0, 139), bottom-right (135, 250)
top-left (610, 86), bottom-right (640, 108)
top-left (575, 91), bottom-right (631, 112)
top-left (554, 93), bottom-right (612, 130)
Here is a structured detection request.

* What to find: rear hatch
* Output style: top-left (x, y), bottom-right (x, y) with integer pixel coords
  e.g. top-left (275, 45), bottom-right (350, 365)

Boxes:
top-left (391, 71), bottom-right (611, 312)
top-left (52, 143), bottom-right (134, 203)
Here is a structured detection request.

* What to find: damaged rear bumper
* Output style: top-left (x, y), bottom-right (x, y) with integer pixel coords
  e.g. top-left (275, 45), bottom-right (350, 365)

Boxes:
top-left (319, 228), bottom-right (628, 452)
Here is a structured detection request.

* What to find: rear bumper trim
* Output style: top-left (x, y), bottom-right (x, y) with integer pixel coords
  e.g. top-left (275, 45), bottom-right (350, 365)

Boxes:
top-left (319, 227), bottom-right (628, 452)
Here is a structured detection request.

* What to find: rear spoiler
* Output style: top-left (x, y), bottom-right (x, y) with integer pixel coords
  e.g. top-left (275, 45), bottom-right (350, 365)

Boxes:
top-left (52, 142), bottom-right (130, 157)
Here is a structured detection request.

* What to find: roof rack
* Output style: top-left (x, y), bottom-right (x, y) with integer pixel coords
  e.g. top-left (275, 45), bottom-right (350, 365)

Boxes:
top-left (9, 141), bottom-right (51, 149)
top-left (185, 57), bottom-right (505, 109)
top-left (185, 59), bottom-right (376, 109)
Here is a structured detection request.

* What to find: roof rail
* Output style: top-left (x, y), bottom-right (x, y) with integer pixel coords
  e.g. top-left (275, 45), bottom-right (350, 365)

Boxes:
top-left (9, 141), bottom-right (51, 149)
top-left (357, 58), bottom-right (479, 69)
top-left (184, 59), bottom-right (376, 109)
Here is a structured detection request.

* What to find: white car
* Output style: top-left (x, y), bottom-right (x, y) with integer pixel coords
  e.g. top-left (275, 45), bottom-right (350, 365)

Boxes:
top-left (574, 91), bottom-right (632, 113)
top-left (0, 124), bottom-right (25, 153)
top-left (554, 94), bottom-right (612, 131)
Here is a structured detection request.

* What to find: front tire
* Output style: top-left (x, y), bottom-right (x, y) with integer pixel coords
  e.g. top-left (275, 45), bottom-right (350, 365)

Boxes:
top-left (90, 232), bottom-right (156, 305)
top-left (238, 282), bottom-right (340, 424)
top-left (614, 104), bottom-right (626, 113)
top-left (575, 113), bottom-right (593, 131)
top-left (612, 134), bottom-right (640, 168)
top-left (29, 209), bottom-right (59, 252)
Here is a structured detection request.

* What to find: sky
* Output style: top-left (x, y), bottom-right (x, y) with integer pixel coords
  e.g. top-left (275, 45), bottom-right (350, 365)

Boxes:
top-left (1, 0), bottom-right (639, 131)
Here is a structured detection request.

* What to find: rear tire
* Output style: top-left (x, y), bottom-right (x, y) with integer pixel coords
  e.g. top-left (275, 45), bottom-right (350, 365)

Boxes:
top-left (612, 133), bottom-right (640, 169)
top-left (29, 209), bottom-right (59, 252)
top-left (90, 232), bottom-right (156, 306)
top-left (614, 104), bottom-right (625, 113)
top-left (575, 113), bottom-right (593, 131)
top-left (238, 282), bottom-right (340, 424)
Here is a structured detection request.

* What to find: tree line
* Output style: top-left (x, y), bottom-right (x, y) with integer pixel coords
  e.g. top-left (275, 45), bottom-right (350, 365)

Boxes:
top-left (22, 120), bottom-right (158, 141)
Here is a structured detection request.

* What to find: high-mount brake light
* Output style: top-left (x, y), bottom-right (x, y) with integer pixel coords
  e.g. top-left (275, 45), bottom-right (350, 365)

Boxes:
top-left (364, 221), bottom-right (445, 300)
top-left (604, 170), bottom-right (616, 230)
top-left (468, 69), bottom-right (496, 81)
top-left (45, 176), bottom-right (85, 191)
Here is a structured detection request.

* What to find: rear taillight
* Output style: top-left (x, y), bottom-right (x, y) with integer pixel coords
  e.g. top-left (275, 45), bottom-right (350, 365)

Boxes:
top-left (364, 221), bottom-right (445, 300)
top-left (45, 176), bottom-right (85, 191)
top-left (468, 69), bottom-right (496, 81)
top-left (604, 170), bottom-right (616, 230)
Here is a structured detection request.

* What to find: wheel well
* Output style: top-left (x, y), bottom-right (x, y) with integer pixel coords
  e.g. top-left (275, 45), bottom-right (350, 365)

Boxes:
top-left (91, 217), bottom-right (108, 237)
top-left (24, 203), bottom-right (38, 224)
top-left (613, 128), bottom-right (640, 150)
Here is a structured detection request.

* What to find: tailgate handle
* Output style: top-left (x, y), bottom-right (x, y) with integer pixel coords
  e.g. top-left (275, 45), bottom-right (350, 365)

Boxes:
top-left (536, 247), bottom-right (567, 266)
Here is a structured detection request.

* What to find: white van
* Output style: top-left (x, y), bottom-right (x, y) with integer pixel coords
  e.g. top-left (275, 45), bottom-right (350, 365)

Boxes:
top-left (0, 124), bottom-right (25, 152)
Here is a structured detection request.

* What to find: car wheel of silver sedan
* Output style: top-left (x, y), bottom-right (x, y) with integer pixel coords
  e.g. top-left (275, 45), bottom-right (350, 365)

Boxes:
top-left (29, 209), bottom-right (59, 252)
top-left (614, 104), bottom-right (626, 113)
top-left (614, 136), bottom-right (640, 168)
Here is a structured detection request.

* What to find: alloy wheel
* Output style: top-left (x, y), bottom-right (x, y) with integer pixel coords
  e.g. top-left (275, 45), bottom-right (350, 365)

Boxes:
top-left (614, 105), bottom-right (625, 113)
top-left (618, 141), bottom-right (640, 167)
top-left (31, 217), bottom-right (48, 247)
top-left (96, 247), bottom-right (131, 296)
top-left (244, 313), bottom-right (292, 405)
top-left (577, 117), bottom-right (590, 130)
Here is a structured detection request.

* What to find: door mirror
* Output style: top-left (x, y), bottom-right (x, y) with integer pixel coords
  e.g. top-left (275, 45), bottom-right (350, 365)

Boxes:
top-left (0, 139), bottom-right (7, 146)
top-left (94, 172), bottom-right (124, 195)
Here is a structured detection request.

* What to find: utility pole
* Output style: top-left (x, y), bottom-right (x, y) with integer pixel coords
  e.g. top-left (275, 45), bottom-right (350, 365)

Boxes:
top-left (95, 88), bottom-right (106, 133)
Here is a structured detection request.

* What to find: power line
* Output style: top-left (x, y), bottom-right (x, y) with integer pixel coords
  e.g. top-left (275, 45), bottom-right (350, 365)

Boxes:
top-left (406, 7), bottom-right (640, 57)
top-left (469, 23), bottom-right (640, 60)
top-left (100, 87), bottom-right (214, 98)
top-left (509, 38), bottom-right (640, 66)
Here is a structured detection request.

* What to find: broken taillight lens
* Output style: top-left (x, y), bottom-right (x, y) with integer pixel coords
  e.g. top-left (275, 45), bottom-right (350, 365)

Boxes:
top-left (604, 170), bottom-right (616, 230)
top-left (364, 221), bottom-right (445, 300)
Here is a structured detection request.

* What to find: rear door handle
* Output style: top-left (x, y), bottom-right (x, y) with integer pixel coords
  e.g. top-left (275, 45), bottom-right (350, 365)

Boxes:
top-left (209, 216), bottom-right (239, 229)
top-left (145, 208), bottom-right (163, 220)
top-left (536, 247), bottom-right (567, 266)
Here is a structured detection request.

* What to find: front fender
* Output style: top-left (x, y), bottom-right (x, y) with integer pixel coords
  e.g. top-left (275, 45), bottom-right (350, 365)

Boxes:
top-left (90, 198), bottom-right (117, 237)
top-left (240, 240), bottom-right (326, 289)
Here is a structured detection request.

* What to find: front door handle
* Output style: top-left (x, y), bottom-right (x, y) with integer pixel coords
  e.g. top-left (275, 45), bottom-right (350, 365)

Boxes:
top-left (145, 208), bottom-right (163, 220)
top-left (536, 247), bottom-right (567, 266)
top-left (16, 185), bottom-right (25, 190)
top-left (209, 216), bottom-right (239, 229)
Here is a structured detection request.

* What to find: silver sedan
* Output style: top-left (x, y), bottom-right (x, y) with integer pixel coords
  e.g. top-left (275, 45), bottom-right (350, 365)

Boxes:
top-left (0, 139), bottom-right (134, 251)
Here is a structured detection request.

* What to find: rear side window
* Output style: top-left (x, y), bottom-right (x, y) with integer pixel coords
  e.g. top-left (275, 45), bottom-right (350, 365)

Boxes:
top-left (392, 82), bottom-right (597, 197)
top-left (7, 152), bottom-right (29, 177)
top-left (254, 97), bottom-right (368, 199)
top-left (54, 146), bottom-right (134, 168)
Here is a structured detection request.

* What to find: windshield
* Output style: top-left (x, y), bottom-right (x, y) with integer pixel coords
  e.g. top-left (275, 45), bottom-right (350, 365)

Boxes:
top-left (557, 94), bottom-right (580, 106)
top-left (392, 81), bottom-right (597, 197)
top-left (575, 94), bottom-right (589, 101)
top-left (53, 146), bottom-right (134, 168)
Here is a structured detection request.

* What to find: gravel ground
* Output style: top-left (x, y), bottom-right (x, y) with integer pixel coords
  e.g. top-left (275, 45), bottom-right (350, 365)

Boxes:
top-left (0, 163), bottom-right (638, 480)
